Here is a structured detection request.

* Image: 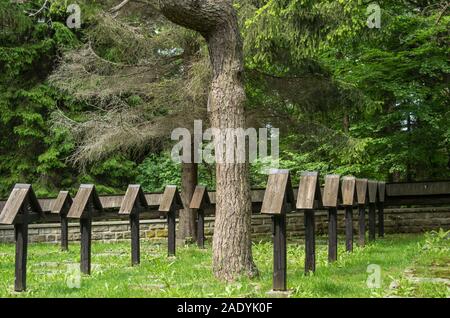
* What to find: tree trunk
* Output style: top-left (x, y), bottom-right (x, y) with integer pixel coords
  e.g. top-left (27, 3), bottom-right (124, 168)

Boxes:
top-left (179, 142), bottom-right (198, 243)
top-left (159, 0), bottom-right (257, 280)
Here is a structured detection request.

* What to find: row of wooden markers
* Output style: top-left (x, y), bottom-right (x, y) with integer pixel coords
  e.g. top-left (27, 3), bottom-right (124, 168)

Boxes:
top-left (260, 170), bottom-right (386, 292)
top-left (0, 183), bottom-right (212, 292)
top-left (0, 171), bottom-right (384, 293)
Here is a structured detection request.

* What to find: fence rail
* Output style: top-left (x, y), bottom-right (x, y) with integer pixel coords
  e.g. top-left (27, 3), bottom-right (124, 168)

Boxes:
top-left (2, 181), bottom-right (449, 217)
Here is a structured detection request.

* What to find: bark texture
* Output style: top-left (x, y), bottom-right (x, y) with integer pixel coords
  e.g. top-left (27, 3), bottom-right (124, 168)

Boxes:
top-left (159, 0), bottom-right (257, 280)
top-left (179, 159), bottom-right (198, 243)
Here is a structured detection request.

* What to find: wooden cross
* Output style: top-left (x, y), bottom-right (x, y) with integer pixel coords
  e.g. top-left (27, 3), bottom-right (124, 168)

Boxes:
top-left (159, 186), bottom-right (183, 257)
top-left (189, 186), bottom-right (211, 249)
top-left (355, 179), bottom-right (369, 247)
top-left (296, 171), bottom-right (322, 274)
top-left (341, 176), bottom-right (357, 252)
top-left (0, 184), bottom-right (43, 292)
top-left (377, 181), bottom-right (386, 237)
top-left (367, 180), bottom-right (379, 241)
top-left (322, 175), bottom-right (341, 262)
top-left (261, 169), bottom-right (294, 291)
top-left (51, 191), bottom-right (73, 251)
top-left (67, 184), bottom-right (102, 275)
top-left (119, 185), bottom-right (147, 265)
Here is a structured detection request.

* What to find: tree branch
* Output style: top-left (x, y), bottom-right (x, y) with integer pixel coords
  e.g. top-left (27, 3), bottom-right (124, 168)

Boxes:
top-left (109, 0), bottom-right (132, 14)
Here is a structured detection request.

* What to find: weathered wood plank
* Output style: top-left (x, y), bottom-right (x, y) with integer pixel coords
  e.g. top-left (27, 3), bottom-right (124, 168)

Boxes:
top-left (356, 179), bottom-right (369, 205)
top-left (296, 171), bottom-right (321, 210)
top-left (322, 175), bottom-right (341, 208)
top-left (119, 185), bottom-right (146, 215)
top-left (67, 185), bottom-right (102, 219)
top-left (386, 181), bottom-right (450, 196)
top-left (341, 177), bottom-right (356, 206)
top-left (0, 184), bottom-right (42, 225)
top-left (189, 186), bottom-right (211, 210)
top-left (368, 180), bottom-right (378, 204)
top-left (261, 170), bottom-right (294, 214)
top-left (159, 186), bottom-right (183, 213)
top-left (51, 191), bottom-right (72, 215)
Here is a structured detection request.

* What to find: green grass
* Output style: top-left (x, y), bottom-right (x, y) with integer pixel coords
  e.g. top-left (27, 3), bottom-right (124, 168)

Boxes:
top-left (0, 232), bottom-right (448, 298)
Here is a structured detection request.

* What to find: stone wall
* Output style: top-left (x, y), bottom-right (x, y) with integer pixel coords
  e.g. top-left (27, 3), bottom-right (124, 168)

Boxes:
top-left (0, 207), bottom-right (449, 244)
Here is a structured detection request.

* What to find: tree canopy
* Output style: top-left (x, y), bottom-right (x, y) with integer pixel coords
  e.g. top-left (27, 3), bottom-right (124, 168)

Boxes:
top-left (1, 0), bottom-right (449, 198)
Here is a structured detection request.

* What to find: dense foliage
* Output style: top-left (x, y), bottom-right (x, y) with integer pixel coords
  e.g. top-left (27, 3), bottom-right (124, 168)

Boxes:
top-left (0, 0), bottom-right (449, 197)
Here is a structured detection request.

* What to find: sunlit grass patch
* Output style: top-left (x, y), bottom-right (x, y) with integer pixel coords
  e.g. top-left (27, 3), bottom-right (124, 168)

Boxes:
top-left (0, 232), bottom-right (448, 298)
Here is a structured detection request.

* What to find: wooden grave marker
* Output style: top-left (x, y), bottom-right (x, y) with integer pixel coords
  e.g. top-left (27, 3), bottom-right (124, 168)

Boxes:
top-left (189, 186), bottom-right (211, 249)
top-left (296, 171), bottom-right (322, 274)
top-left (377, 181), bottom-right (386, 237)
top-left (355, 179), bottom-right (368, 247)
top-left (322, 175), bottom-right (341, 263)
top-left (367, 180), bottom-right (379, 241)
top-left (341, 176), bottom-right (356, 252)
top-left (159, 186), bottom-right (183, 257)
top-left (119, 185), bottom-right (147, 265)
top-left (261, 169), bottom-right (294, 291)
top-left (67, 184), bottom-right (102, 275)
top-left (0, 184), bottom-right (43, 291)
top-left (51, 191), bottom-right (72, 251)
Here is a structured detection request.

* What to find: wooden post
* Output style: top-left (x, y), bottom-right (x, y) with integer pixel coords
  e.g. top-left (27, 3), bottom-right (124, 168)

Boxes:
top-left (378, 181), bottom-right (386, 237)
top-left (159, 186), bottom-right (183, 257)
top-left (304, 210), bottom-right (315, 273)
top-left (130, 213), bottom-right (140, 265)
top-left (377, 202), bottom-right (384, 237)
top-left (0, 184), bottom-right (43, 292)
top-left (51, 191), bottom-right (72, 251)
top-left (272, 214), bottom-right (287, 290)
top-left (80, 216), bottom-right (92, 275)
top-left (369, 204), bottom-right (376, 241)
top-left (355, 179), bottom-right (368, 247)
top-left (67, 184), bottom-right (102, 275)
top-left (167, 208), bottom-right (176, 256)
top-left (358, 205), bottom-right (366, 247)
top-left (118, 185), bottom-right (147, 266)
top-left (197, 209), bottom-right (205, 249)
top-left (60, 215), bottom-right (69, 251)
top-left (189, 186), bottom-right (211, 249)
top-left (14, 212), bottom-right (28, 292)
top-left (328, 207), bottom-right (338, 262)
top-left (296, 171), bottom-right (322, 274)
top-left (368, 180), bottom-right (378, 242)
top-left (261, 169), bottom-right (294, 292)
top-left (341, 176), bottom-right (356, 253)
top-left (322, 175), bottom-right (341, 263)
top-left (345, 207), bottom-right (353, 252)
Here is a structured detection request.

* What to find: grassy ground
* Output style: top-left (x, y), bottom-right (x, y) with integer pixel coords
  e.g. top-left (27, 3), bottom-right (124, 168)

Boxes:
top-left (0, 231), bottom-right (448, 298)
